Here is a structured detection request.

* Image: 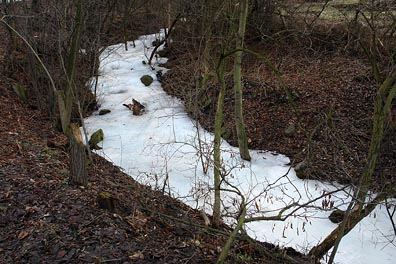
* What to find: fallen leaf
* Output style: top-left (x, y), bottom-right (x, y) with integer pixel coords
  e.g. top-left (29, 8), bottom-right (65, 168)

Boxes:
top-left (4, 190), bottom-right (12, 199)
top-left (57, 250), bottom-right (67, 258)
top-left (25, 206), bottom-right (38, 214)
top-left (18, 230), bottom-right (29, 240)
top-left (129, 252), bottom-right (144, 259)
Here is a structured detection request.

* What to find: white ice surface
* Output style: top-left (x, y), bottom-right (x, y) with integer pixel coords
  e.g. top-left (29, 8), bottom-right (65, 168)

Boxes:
top-left (82, 30), bottom-right (396, 264)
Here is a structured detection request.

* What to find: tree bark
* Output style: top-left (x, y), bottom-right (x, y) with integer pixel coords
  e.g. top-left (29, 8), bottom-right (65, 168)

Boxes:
top-left (309, 193), bottom-right (385, 259)
top-left (213, 56), bottom-right (227, 228)
top-left (233, 0), bottom-right (251, 161)
top-left (309, 68), bottom-right (396, 261)
top-left (69, 123), bottom-right (87, 186)
top-left (58, 0), bottom-right (83, 134)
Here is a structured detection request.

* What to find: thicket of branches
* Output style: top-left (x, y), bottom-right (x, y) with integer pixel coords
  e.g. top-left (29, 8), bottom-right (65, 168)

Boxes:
top-left (161, 0), bottom-right (396, 262)
top-left (1, 0), bottom-right (168, 122)
top-left (2, 0), bottom-right (395, 263)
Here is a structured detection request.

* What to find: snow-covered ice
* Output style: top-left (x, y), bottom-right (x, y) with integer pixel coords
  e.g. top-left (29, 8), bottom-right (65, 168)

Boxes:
top-left (82, 30), bottom-right (396, 264)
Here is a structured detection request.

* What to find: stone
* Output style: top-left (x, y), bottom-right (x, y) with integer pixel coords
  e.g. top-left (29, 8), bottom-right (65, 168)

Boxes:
top-left (152, 39), bottom-right (161, 46)
top-left (295, 159), bottom-right (307, 171)
top-left (284, 123), bottom-right (296, 137)
top-left (99, 109), bottom-right (111, 115)
top-left (88, 129), bottom-right (104, 150)
top-left (294, 159), bottom-right (308, 179)
top-left (140, 75), bottom-right (153, 86)
top-left (295, 170), bottom-right (308, 179)
top-left (12, 83), bottom-right (26, 102)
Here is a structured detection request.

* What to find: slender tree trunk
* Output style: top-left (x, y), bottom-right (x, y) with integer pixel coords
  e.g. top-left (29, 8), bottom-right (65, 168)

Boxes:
top-left (196, 0), bottom-right (230, 227)
top-left (57, 0), bottom-right (87, 186)
top-left (147, 14), bottom-right (180, 66)
top-left (58, 0), bottom-right (83, 134)
top-left (309, 193), bottom-right (385, 260)
top-left (234, 0), bottom-right (251, 161)
top-left (356, 69), bottom-right (396, 203)
top-left (216, 201), bottom-right (246, 264)
top-left (327, 200), bottom-right (354, 264)
top-left (213, 56), bottom-right (227, 227)
top-left (122, 0), bottom-right (130, 51)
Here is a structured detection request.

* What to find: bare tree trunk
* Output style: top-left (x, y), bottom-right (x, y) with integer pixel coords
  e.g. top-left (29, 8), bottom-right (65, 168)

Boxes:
top-left (58, 0), bottom-right (87, 187)
top-left (122, 0), bottom-right (131, 51)
top-left (309, 68), bottom-right (396, 261)
top-left (213, 56), bottom-right (227, 228)
top-left (58, 0), bottom-right (83, 134)
top-left (234, 0), bottom-right (251, 161)
top-left (309, 193), bottom-right (386, 260)
top-left (69, 123), bottom-right (87, 186)
top-left (216, 199), bottom-right (246, 264)
top-left (191, 0), bottom-right (232, 227)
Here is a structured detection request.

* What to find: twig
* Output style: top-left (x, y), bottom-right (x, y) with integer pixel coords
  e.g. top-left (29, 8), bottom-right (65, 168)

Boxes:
top-left (148, 13), bottom-right (181, 66)
top-left (216, 189), bottom-right (246, 264)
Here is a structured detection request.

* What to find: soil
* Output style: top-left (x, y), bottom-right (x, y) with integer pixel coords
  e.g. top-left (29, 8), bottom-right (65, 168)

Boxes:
top-left (0, 19), bottom-right (311, 264)
top-left (1, 3), bottom-right (395, 263)
top-left (161, 31), bottom-right (396, 190)
top-left (0, 70), bottom-right (314, 264)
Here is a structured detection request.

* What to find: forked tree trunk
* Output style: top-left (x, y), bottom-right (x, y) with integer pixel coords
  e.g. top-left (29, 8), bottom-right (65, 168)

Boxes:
top-left (61, 1), bottom-right (86, 187)
top-left (58, 0), bottom-right (83, 134)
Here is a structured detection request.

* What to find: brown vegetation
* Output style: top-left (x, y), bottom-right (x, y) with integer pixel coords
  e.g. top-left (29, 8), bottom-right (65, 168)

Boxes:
top-left (1, 0), bottom-right (395, 262)
top-left (162, 12), bottom-right (395, 190)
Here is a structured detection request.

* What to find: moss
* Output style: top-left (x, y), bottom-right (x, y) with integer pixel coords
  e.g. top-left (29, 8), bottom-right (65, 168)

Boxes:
top-left (89, 129), bottom-right (104, 150)
top-left (99, 191), bottom-right (111, 198)
top-left (97, 191), bottom-right (115, 212)
top-left (12, 83), bottom-right (27, 102)
top-left (99, 109), bottom-right (111, 115)
top-left (140, 75), bottom-right (153, 86)
top-left (284, 123), bottom-right (296, 137)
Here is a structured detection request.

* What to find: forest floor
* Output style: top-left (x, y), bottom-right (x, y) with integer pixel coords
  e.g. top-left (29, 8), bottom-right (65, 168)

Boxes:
top-left (161, 31), bottom-right (396, 190)
top-left (1, 4), bottom-right (395, 263)
top-left (0, 24), bottom-right (311, 264)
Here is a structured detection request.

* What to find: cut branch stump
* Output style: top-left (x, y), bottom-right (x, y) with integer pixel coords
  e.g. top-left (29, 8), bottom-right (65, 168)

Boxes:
top-left (69, 123), bottom-right (87, 186)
